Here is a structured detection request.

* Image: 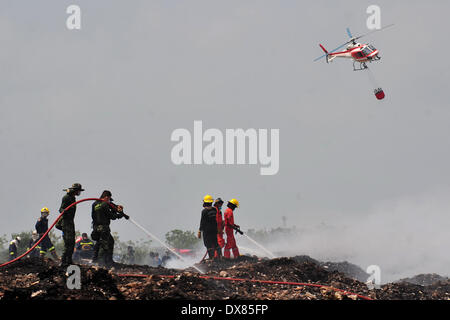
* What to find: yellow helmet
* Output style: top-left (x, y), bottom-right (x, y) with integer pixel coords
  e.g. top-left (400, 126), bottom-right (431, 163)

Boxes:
top-left (41, 207), bottom-right (50, 214)
top-left (229, 198), bottom-right (239, 207)
top-left (203, 194), bottom-right (214, 203)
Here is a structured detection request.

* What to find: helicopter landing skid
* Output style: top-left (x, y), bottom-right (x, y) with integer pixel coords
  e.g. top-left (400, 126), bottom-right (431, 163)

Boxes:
top-left (353, 61), bottom-right (368, 71)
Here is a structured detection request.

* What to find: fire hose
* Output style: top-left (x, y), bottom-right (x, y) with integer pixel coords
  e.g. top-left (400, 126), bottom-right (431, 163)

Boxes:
top-left (116, 273), bottom-right (373, 300)
top-left (0, 197), bottom-right (204, 273)
top-left (0, 197), bottom-right (111, 268)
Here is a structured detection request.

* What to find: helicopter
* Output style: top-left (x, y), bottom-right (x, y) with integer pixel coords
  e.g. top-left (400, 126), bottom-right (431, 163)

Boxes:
top-left (314, 24), bottom-right (394, 71)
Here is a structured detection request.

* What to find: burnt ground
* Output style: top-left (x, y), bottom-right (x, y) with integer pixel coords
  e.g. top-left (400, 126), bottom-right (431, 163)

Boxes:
top-left (0, 256), bottom-right (448, 300)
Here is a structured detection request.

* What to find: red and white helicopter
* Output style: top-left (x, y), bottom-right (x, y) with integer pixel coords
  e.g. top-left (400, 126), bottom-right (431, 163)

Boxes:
top-left (314, 24), bottom-right (394, 71)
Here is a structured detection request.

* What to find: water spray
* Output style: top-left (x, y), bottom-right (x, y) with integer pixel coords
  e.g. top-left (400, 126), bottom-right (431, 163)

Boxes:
top-left (238, 245), bottom-right (268, 257)
top-left (127, 217), bottom-right (204, 274)
top-left (242, 233), bottom-right (277, 259)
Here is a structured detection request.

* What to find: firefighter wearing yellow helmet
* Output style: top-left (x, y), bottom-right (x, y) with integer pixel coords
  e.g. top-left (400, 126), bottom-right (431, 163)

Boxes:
top-left (35, 207), bottom-right (59, 260)
top-left (203, 194), bottom-right (214, 203)
top-left (198, 195), bottom-right (222, 260)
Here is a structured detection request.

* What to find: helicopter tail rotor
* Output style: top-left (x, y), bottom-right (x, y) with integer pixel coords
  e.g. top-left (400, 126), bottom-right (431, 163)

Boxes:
top-left (313, 43), bottom-right (344, 62)
top-left (318, 44), bottom-right (329, 63)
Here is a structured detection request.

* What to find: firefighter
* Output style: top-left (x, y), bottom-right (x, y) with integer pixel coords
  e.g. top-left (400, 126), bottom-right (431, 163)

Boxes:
top-left (91, 190), bottom-right (128, 267)
top-left (123, 246), bottom-right (136, 265)
top-left (27, 231), bottom-right (40, 258)
top-left (8, 236), bottom-right (21, 261)
top-left (74, 233), bottom-right (95, 261)
top-left (214, 198), bottom-right (225, 258)
top-left (224, 198), bottom-right (240, 259)
top-left (198, 195), bottom-right (221, 260)
top-left (57, 183), bottom-right (84, 267)
top-left (36, 207), bottom-right (58, 260)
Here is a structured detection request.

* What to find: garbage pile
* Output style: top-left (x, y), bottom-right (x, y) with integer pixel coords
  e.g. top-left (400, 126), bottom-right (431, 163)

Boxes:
top-left (0, 256), bottom-right (448, 300)
top-left (398, 273), bottom-right (449, 287)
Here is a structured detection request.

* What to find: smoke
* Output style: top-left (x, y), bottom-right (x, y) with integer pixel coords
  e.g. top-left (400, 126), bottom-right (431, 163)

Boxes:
top-left (161, 242), bottom-right (206, 271)
top-left (164, 253), bottom-right (204, 271)
top-left (242, 189), bottom-right (450, 283)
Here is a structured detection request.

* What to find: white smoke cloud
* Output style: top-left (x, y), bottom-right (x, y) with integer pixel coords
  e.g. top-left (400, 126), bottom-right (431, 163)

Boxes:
top-left (239, 189), bottom-right (450, 283)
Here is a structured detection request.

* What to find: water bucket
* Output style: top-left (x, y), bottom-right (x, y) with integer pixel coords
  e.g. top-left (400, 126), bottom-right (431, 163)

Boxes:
top-left (374, 88), bottom-right (385, 100)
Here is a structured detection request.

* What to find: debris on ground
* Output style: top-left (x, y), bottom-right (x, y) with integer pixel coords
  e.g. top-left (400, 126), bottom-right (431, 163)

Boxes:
top-left (0, 256), bottom-right (448, 300)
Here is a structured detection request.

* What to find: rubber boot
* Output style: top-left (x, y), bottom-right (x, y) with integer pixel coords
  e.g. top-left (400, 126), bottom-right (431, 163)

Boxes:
top-left (92, 243), bottom-right (99, 263)
top-left (206, 247), bottom-right (216, 260)
top-left (232, 247), bottom-right (240, 259)
top-left (60, 255), bottom-right (69, 268)
top-left (104, 255), bottom-right (116, 268)
top-left (214, 246), bottom-right (222, 260)
top-left (50, 250), bottom-right (59, 261)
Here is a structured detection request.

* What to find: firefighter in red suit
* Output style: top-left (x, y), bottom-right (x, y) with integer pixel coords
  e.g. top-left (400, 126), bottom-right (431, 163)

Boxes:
top-left (224, 198), bottom-right (240, 259)
top-left (214, 198), bottom-right (225, 258)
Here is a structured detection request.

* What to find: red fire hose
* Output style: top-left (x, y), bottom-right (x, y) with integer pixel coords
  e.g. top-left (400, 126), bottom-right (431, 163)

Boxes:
top-left (0, 197), bottom-right (105, 268)
top-left (116, 273), bottom-right (373, 300)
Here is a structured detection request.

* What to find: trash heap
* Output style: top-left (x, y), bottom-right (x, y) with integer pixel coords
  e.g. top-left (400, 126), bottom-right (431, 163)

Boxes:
top-left (0, 256), bottom-right (448, 300)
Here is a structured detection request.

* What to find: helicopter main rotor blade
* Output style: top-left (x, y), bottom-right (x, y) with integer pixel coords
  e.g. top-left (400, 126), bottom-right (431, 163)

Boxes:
top-left (346, 27), bottom-right (353, 39)
top-left (353, 23), bottom-right (395, 41)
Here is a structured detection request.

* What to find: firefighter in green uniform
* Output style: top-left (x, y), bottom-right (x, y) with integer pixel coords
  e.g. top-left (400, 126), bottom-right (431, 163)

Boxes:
top-left (56, 183), bottom-right (84, 267)
top-left (36, 207), bottom-right (58, 260)
top-left (91, 190), bottom-right (128, 267)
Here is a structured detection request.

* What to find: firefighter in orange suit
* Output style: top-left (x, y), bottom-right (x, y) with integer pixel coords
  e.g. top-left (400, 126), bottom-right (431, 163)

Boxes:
top-left (223, 198), bottom-right (240, 259)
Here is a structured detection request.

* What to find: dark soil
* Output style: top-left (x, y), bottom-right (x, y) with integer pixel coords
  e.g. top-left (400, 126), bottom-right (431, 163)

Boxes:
top-left (0, 256), bottom-right (448, 300)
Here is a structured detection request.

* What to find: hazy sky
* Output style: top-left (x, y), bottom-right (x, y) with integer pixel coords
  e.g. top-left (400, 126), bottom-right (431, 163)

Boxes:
top-left (1, 1), bottom-right (449, 278)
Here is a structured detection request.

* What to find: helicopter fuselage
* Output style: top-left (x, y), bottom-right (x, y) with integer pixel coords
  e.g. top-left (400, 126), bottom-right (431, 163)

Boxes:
top-left (328, 43), bottom-right (380, 62)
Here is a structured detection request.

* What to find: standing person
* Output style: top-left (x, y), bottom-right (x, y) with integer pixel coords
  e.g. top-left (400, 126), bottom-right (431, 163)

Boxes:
top-left (57, 183), bottom-right (84, 267)
top-left (91, 190), bottom-right (128, 267)
top-left (27, 231), bottom-right (40, 258)
top-left (213, 198), bottom-right (225, 258)
top-left (149, 252), bottom-right (160, 267)
top-left (35, 207), bottom-right (58, 260)
top-left (122, 246), bottom-right (136, 265)
top-left (198, 195), bottom-right (221, 260)
top-left (8, 236), bottom-right (21, 261)
top-left (161, 251), bottom-right (171, 267)
top-left (224, 198), bottom-right (240, 259)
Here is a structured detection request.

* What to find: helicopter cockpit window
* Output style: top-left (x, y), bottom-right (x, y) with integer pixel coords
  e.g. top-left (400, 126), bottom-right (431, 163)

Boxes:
top-left (362, 47), bottom-right (373, 56)
top-left (368, 45), bottom-right (377, 51)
